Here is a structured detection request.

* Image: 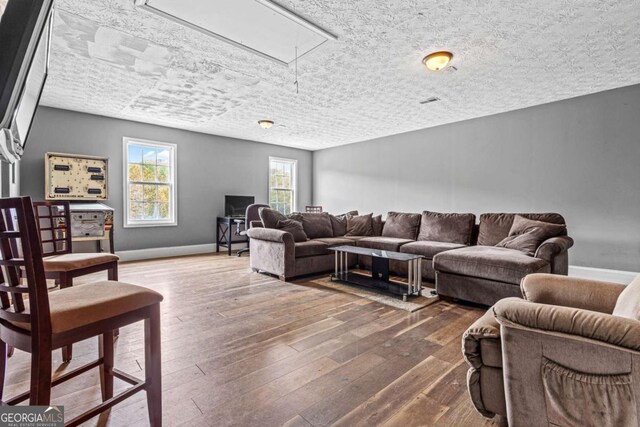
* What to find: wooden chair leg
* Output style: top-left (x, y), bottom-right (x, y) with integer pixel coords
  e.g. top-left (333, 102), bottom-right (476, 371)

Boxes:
top-left (59, 273), bottom-right (74, 362)
top-left (108, 263), bottom-right (121, 338)
top-left (107, 263), bottom-right (118, 281)
top-left (99, 330), bottom-right (114, 401)
top-left (29, 347), bottom-right (52, 405)
top-left (145, 304), bottom-right (162, 427)
top-left (0, 340), bottom-right (6, 401)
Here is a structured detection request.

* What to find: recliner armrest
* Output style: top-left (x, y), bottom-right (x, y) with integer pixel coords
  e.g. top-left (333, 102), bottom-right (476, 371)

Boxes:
top-left (534, 235), bottom-right (573, 262)
top-left (494, 297), bottom-right (640, 352)
top-left (463, 310), bottom-right (501, 369)
top-left (246, 228), bottom-right (294, 244)
top-left (521, 273), bottom-right (625, 313)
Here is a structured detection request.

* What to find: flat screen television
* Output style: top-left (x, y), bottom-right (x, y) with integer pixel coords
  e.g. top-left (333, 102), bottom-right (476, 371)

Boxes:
top-left (0, 0), bottom-right (54, 163)
top-left (225, 195), bottom-right (255, 217)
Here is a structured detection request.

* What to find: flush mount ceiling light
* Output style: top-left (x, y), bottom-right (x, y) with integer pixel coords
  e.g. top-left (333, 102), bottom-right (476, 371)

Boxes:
top-left (258, 120), bottom-right (274, 129)
top-left (423, 51), bottom-right (453, 71)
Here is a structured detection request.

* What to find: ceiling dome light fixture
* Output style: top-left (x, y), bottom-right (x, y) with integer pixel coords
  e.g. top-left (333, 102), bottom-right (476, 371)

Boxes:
top-left (423, 51), bottom-right (453, 71)
top-left (258, 120), bottom-right (274, 129)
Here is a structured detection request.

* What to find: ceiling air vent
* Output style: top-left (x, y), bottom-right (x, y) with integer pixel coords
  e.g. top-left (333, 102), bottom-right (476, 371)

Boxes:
top-left (420, 97), bottom-right (440, 105)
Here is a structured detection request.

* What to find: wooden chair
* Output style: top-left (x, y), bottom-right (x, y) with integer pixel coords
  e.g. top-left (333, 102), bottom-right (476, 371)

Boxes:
top-left (305, 205), bottom-right (323, 213)
top-left (0, 196), bottom-right (163, 426)
top-left (32, 201), bottom-right (119, 361)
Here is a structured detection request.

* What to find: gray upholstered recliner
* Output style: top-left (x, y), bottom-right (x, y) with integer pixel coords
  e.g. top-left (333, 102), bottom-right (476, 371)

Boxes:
top-left (463, 273), bottom-right (640, 426)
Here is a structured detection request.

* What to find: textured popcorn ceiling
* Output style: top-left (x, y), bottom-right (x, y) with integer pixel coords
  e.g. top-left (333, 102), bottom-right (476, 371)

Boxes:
top-left (41, 0), bottom-right (640, 150)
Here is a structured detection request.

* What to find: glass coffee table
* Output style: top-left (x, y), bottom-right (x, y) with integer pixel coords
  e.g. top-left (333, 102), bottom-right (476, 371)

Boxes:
top-left (328, 245), bottom-right (423, 301)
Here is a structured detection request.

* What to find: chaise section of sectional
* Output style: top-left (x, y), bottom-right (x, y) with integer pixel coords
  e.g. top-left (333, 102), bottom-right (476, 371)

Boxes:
top-left (433, 213), bottom-right (574, 306)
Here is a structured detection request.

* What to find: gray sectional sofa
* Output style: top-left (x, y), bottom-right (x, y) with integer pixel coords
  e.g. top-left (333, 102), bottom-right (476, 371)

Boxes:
top-left (246, 209), bottom-right (573, 306)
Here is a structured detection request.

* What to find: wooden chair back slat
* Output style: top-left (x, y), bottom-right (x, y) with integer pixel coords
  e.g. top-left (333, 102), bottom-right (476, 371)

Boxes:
top-left (32, 201), bottom-right (72, 257)
top-left (0, 197), bottom-right (51, 337)
top-left (0, 209), bottom-right (25, 313)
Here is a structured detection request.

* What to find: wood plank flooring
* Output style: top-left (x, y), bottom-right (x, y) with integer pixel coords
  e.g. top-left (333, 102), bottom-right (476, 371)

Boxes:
top-left (3, 254), bottom-right (506, 426)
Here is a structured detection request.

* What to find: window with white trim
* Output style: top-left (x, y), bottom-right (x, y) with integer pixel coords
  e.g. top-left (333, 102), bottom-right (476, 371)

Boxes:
top-left (269, 157), bottom-right (297, 214)
top-left (123, 137), bottom-right (177, 227)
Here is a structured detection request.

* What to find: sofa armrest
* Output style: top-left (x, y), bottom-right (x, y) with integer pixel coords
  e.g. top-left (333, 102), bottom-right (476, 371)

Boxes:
top-left (246, 227), bottom-right (294, 244)
top-left (521, 273), bottom-right (625, 313)
top-left (534, 235), bottom-right (573, 262)
top-left (494, 298), bottom-right (640, 352)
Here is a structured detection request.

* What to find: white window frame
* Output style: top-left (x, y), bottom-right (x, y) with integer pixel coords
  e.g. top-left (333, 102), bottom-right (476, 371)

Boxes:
top-left (269, 156), bottom-right (297, 214)
top-left (123, 137), bottom-right (177, 228)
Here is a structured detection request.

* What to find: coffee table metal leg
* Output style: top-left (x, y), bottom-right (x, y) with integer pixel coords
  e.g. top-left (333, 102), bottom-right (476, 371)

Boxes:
top-left (417, 258), bottom-right (422, 295)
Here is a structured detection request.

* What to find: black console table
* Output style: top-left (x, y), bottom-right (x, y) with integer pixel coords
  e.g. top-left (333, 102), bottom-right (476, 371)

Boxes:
top-left (216, 216), bottom-right (248, 256)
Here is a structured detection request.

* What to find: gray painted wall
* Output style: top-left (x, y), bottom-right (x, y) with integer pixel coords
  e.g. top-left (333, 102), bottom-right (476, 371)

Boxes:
top-left (22, 107), bottom-right (313, 251)
top-left (313, 84), bottom-right (640, 272)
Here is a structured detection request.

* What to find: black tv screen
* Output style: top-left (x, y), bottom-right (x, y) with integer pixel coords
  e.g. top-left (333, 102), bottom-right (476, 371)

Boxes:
top-left (0, 0), bottom-right (53, 163)
top-left (225, 195), bottom-right (255, 217)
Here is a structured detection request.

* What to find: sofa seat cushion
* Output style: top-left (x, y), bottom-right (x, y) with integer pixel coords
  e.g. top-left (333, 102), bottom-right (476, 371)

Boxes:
top-left (434, 246), bottom-right (550, 285)
top-left (313, 237), bottom-right (355, 247)
top-left (357, 236), bottom-right (414, 252)
top-left (342, 235), bottom-right (369, 242)
top-left (294, 241), bottom-right (329, 258)
top-left (400, 241), bottom-right (466, 259)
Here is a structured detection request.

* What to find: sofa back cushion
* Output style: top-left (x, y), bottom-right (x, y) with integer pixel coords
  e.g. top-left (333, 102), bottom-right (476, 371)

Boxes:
top-left (495, 215), bottom-right (566, 256)
top-left (478, 213), bottom-right (566, 246)
top-left (276, 219), bottom-right (308, 242)
top-left (290, 212), bottom-right (333, 239)
top-left (613, 275), bottom-right (640, 321)
top-left (329, 210), bottom-right (358, 237)
top-left (417, 211), bottom-right (476, 245)
top-left (372, 215), bottom-right (383, 236)
top-left (258, 207), bottom-right (287, 229)
top-left (346, 213), bottom-right (374, 236)
top-left (382, 212), bottom-right (421, 240)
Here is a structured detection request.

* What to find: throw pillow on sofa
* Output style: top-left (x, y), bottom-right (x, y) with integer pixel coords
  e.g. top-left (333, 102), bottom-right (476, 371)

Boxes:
top-left (329, 210), bottom-right (358, 236)
top-left (372, 214), bottom-right (383, 236)
top-left (496, 215), bottom-right (566, 256)
top-left (258, 207), bottom-right (287, 229)
top-left (346, 213), bottom-right (374, 236)
top-left (612, 275), bottom-right (640, 321)
top-left (276, 219), bottom-right (308, 242)
top-left (417, 211), bottom-right (476, 245)
top-left (382, 212), bottom-right (421, 240)
top-left (293, 212), bottom-right (333, 239)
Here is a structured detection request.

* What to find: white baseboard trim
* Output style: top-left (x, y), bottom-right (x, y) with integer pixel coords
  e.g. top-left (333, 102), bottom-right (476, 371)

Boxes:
top-left (116, 243), bottom-right (247, 262)
top-left (569, 265), bottom-right (638, 285)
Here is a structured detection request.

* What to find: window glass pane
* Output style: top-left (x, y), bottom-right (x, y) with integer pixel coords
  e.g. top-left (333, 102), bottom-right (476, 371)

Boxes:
top-left (143, 148), bottom-right (156, 165)
top-left (143, 184), bottom-right (157, 202)
top-left (129, 184), bottom-right (143, 201)
top-left (157, 185), bottom-right (170, 202)
top-left (143, 202), bottom-right (156, 219)
top-left (128, 164), bottom-right (142, 181)
top-left (130, 202), bottom-right (144, 220)
top-left (128, 145), bottom-right (143, 164)
top-left (142, 164), bottom-right (156, 182)
top-left (158, 202), bottom-right (170, 219)
top-left (157, 165), bottom-right (169, 183)
top-left (157, 149), bottom-right (170, 166)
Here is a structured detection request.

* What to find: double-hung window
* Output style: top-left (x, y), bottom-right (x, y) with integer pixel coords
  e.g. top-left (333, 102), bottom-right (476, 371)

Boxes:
top-left (269, 157), bottom-right (297, 214)
top-left (123, 137), bottom-right (177, 227)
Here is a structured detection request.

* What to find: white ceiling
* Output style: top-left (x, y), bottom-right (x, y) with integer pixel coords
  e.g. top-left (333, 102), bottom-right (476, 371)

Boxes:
top-left (41, 0), bottom-right (640, 151)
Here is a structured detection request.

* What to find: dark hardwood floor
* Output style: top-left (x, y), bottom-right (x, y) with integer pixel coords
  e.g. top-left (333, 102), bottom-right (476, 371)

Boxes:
top-left (3, 253), bottom-right (505, 426)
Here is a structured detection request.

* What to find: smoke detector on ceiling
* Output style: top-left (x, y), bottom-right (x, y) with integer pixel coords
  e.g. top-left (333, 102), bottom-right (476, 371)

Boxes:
top-left (420, 97), bottom-right (440, 104)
